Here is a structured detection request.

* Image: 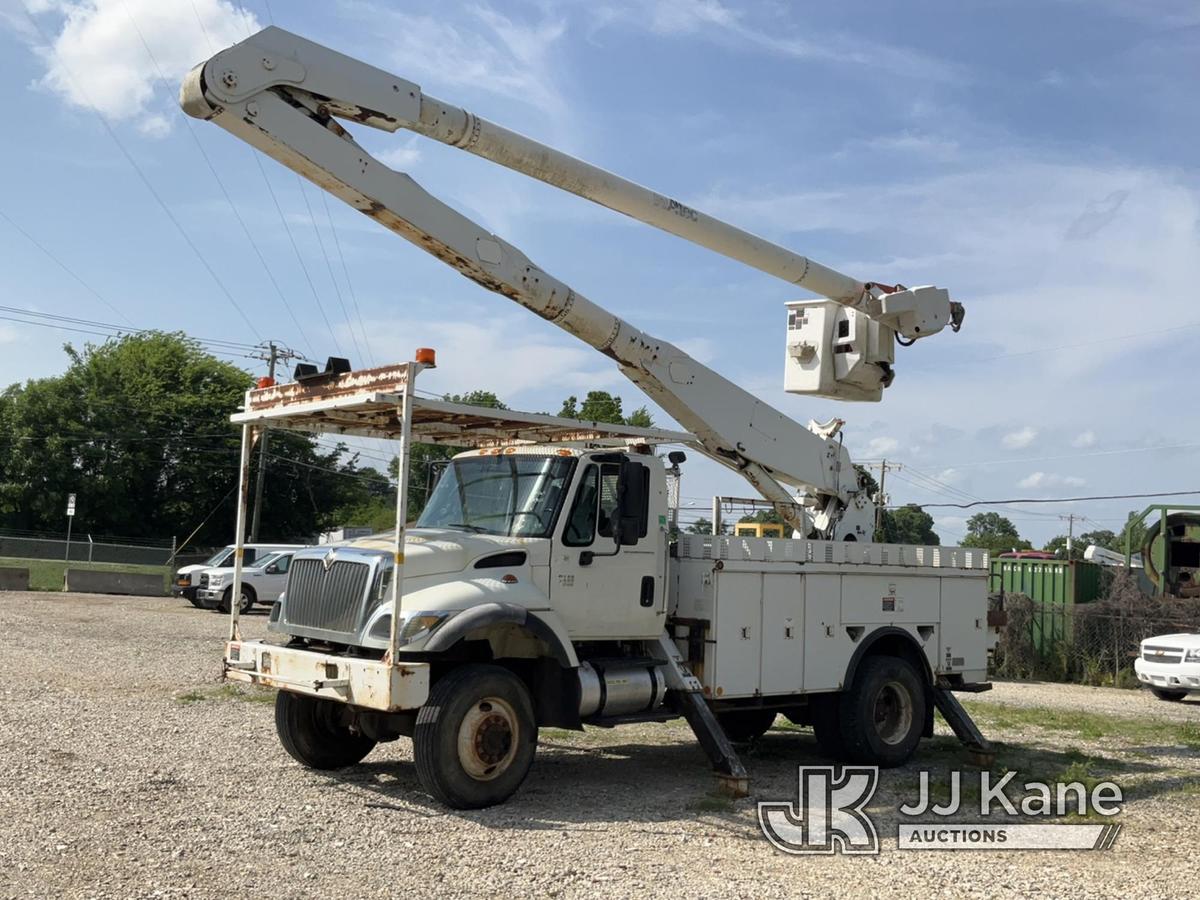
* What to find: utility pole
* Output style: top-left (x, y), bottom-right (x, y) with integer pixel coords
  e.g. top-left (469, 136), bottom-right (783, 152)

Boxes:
top-left (1063, 513), bottom-right (1076, 559)
top-left (869, 460), bottom-right (902, 538)
top-left (249, 342), bottom-right (299, 542)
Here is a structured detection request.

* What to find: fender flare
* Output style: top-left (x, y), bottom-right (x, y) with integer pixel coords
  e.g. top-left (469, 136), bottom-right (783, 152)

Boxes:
top-left (423, 602), bottom-right (576, 667)
top-left (842, 625), bottom-right (934, 689)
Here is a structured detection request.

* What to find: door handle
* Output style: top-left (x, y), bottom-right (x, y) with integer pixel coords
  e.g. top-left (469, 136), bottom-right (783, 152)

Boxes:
top-left (639, 575), bottom-right (655, 608)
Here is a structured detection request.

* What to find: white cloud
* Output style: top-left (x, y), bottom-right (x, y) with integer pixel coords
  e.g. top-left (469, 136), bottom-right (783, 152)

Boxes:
top-left (375, 137), bottom-right (422, 171)
top-left (25, 0), bottom-right (259, 135)
top-left (1072, 429), bottom-right (1097, 448)
top-left (865, 436), bottom-right (900, 456)
top-left (1002, 427), bottom-right (1038, 449)
top-left (352, 3), bottom-right (568, 118)
top-left (0, 324), bottom-right (19, 344)
top-left (361, 311), bottom-right (622, 403)
top-left (936, 467), bottom-right (964, 485)
top-left (1018, 471), bottom-right (1085, 490)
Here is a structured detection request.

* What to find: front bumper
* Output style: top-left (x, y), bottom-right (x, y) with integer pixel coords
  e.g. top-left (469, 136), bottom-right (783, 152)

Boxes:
top-left (196, 588), bottom-right (222, 608)
top-left (173, 584), bottom-right (197, 600)
top-left (1134, 657), bottom-right (1200, 692)
top-left (224, 640), bottom-right (430, 712)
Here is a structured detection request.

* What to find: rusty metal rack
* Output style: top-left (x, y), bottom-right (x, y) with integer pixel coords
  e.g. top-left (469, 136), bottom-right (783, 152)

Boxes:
top-left (223, 357), bottom-right (695, 682)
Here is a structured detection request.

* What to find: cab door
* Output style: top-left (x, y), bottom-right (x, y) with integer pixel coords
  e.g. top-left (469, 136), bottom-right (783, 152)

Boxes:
top-left (549, 457), bottom-right (664, 638)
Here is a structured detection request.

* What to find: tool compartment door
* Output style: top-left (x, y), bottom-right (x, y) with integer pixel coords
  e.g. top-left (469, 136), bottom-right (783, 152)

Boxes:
top-left (760, 573), bottom-right (804, 695)
top-left (712, 571), bottom-right (763, 698)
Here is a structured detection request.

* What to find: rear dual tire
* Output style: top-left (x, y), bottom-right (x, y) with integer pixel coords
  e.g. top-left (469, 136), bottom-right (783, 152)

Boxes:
top-left (811, 655), bottom-right (926, 768)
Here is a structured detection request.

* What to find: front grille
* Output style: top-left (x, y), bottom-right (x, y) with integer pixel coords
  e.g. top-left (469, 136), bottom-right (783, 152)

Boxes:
top-left (199, 573), bottom-right (209, 587)
top-left (284, 558), bottom-right (371, 633)
top-left (1143, 646), bottom-right (1184, 664)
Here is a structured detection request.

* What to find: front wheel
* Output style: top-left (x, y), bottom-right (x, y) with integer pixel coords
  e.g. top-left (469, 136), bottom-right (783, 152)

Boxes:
top-left (218, 585), bottom-right (255, 614)
top-left (413, 664), bottom-right (538, 809)
top-left (1150, 687), bottom-right (1189, 702)
top-left (275, 691), bottom-right (377, 769)
top-left (838, 655), bottom-right (926, 768)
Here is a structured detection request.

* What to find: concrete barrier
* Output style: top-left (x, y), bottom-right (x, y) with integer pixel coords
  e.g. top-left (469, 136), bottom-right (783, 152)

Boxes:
top-left (64, 569), bottom-right (166, 597)
top-left (0, 567), bottom-right (30, 591)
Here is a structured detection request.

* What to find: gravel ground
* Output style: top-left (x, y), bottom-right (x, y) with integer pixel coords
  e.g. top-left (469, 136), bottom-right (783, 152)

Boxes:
top-left (2, 592), bottom-right (1199, 899)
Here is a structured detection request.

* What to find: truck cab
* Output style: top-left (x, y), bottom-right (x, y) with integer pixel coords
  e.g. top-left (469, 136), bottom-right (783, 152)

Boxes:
top-left (268, 446), bottom-right (668, 652)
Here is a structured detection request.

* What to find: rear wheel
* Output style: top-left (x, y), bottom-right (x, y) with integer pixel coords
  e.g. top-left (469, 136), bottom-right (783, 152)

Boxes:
top-left (1150, 687), bottom-right (1189, 702)
top-left (413, 664), bottom-right (537, 809)
top-left (275, 691), bottom-right (377, 769)
top-left (717, 708), bottom-right (777, 742)
top-left (838, 655), bottom-right (926, 767)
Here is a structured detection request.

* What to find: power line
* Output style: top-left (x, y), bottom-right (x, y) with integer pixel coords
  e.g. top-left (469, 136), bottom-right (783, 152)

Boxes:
top-left (296, 177), bottom-right (362, 361)
top-left (122, 0), bottom-right (316, 359)
top-left (20, 9), bottom-right (261, 339)
top-left (0, 208), bottom-right (134, 325)
top-left (320, 190), bottom-right (375, 365)
top-left (904, 490), bottom-right (1200, 510)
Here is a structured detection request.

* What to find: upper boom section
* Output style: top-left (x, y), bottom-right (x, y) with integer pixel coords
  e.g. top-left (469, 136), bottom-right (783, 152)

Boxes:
top-left (178, 27), bottom-right (951, 538)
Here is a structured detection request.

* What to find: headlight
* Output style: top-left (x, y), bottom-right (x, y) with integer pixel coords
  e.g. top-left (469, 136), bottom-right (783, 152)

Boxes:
top-left (209, 574), bottom-right (225, 587)
top-left (369, 611), bottom-right (452, 645)
top-left (1186, 648), bottom-right (1200, 661)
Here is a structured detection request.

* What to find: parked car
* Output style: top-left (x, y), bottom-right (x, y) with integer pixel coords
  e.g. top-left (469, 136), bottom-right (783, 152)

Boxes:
top-left (197, 550), bottom-right (296, 614)
top-left (174, 544), bottom-right (301, 607)
top-left (1134, 632), bottom-right (1200, 701)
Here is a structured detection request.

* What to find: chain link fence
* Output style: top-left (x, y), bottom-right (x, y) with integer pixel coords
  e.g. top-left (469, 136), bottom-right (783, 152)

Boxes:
top-left (992, 571), bottom-right (1200, 687)
top-left (0, 529), bottom-right (216, 568)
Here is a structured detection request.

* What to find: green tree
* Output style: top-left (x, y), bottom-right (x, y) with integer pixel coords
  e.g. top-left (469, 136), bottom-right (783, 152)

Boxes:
top-left (878, 505), bottom-right (940, 545)
top-left (559, 391), bottom-right (654, 428)
top-left (0, 333), bottom-right (398, 547)
top-left (961, 512), bottom-right (1031, 555)
top-left (1043, 529), bottom-right (1118, 560)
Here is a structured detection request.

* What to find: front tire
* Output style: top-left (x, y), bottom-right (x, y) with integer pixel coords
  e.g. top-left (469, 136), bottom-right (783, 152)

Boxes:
top-left (838, 655), bottom-right (926, 767)
top-left (413, 664), bottom-right (538, 809)
top-left (275, 691), bottom-right (377, 769)
top-left (218, 585), bottom-right (255, 614)
top-left (1150, 687), bottom-right (1189, 702)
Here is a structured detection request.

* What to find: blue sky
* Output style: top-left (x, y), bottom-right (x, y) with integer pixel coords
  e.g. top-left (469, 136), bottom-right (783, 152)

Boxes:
top-left (1, 0), bottom-right (1197, 545)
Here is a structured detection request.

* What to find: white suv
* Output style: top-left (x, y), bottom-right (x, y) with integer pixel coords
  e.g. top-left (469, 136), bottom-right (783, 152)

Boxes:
top-left (1134, 633), bottom-right (1200, 701)
top-left (197, 551), bottom-right (296, 614)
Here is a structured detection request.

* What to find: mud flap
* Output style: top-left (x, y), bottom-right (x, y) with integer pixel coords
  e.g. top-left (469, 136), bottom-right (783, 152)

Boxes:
top-left (651, 634), bottom-right (749, 797)
top-left (932, 685), bottom-right (995, 768)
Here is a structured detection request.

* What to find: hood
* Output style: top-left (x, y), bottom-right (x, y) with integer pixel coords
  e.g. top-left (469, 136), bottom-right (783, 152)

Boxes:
top-left (176, 564), bottom-right (208, 576)
top-left (347, 527), bottom-right (538, 578)
top-left (1143, 632), bottom-right (1200, 649)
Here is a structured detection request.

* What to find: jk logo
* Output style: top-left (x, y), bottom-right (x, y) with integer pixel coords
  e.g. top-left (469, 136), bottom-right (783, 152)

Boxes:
top-left (758, 766), bottom-right (880, 855)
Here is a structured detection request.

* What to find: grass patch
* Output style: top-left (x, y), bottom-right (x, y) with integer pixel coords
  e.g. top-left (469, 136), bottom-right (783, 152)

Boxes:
top-left (961, 699), bottom-right (1200, 750)
top-left (0, 556), bottom-right (170, 592)
top-left (174, 684), bottom-right (275, 705)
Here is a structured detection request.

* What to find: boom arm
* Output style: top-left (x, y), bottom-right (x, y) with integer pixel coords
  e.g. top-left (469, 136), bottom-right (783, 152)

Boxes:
top-left (180, 27), bottom-right (958, 537)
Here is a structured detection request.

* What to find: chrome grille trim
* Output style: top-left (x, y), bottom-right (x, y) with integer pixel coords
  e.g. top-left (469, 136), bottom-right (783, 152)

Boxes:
top-left (1142, 646), bottom-right (1184, 664)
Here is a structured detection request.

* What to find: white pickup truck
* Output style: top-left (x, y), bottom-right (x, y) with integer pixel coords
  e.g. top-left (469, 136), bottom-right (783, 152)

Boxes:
top-left (197, 550), bottom-right (296, 614)
top-left (173, 544), bottom-right (299, 608)
top-left (1134, 633), bottom-right (1200, 700)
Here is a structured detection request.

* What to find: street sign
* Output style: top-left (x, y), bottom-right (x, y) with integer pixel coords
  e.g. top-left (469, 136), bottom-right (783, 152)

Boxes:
top-left (66, 493), bottom-right (76, 517)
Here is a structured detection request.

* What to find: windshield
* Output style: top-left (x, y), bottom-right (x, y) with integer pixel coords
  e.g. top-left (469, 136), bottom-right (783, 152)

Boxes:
top-left (417, 455), bottom-right (575, 538)
top-left (203, 547), bottom-right (234, 567)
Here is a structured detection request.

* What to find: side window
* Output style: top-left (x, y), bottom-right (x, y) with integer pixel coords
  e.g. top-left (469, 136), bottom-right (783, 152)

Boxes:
top-left (274, 555), bottom-right (290, 574)
top-left (596, 464), bottom-right (621, 538)
top-left (563, 465), bottom-right (599, 547)
top-left (244, 549), bottom-right (258, 565)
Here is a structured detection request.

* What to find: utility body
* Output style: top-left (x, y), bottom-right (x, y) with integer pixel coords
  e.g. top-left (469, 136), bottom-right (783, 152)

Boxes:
top-left (183, 28), bottom-right (994, 808)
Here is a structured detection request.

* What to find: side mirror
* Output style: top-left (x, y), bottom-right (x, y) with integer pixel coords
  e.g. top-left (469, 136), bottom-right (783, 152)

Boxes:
top-left (614, 459), bottom-right (647, 547)
top-left (265, 564), bottom-right (279, 575)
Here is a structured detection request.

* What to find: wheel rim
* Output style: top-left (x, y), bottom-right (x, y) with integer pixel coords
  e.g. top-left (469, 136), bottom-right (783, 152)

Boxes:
top-left (456, 696), bottom-right (519, 781)
top-left (239, 590), bottom-right (251, 612)
top-left (872, 680), bottom-right (914, 746)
